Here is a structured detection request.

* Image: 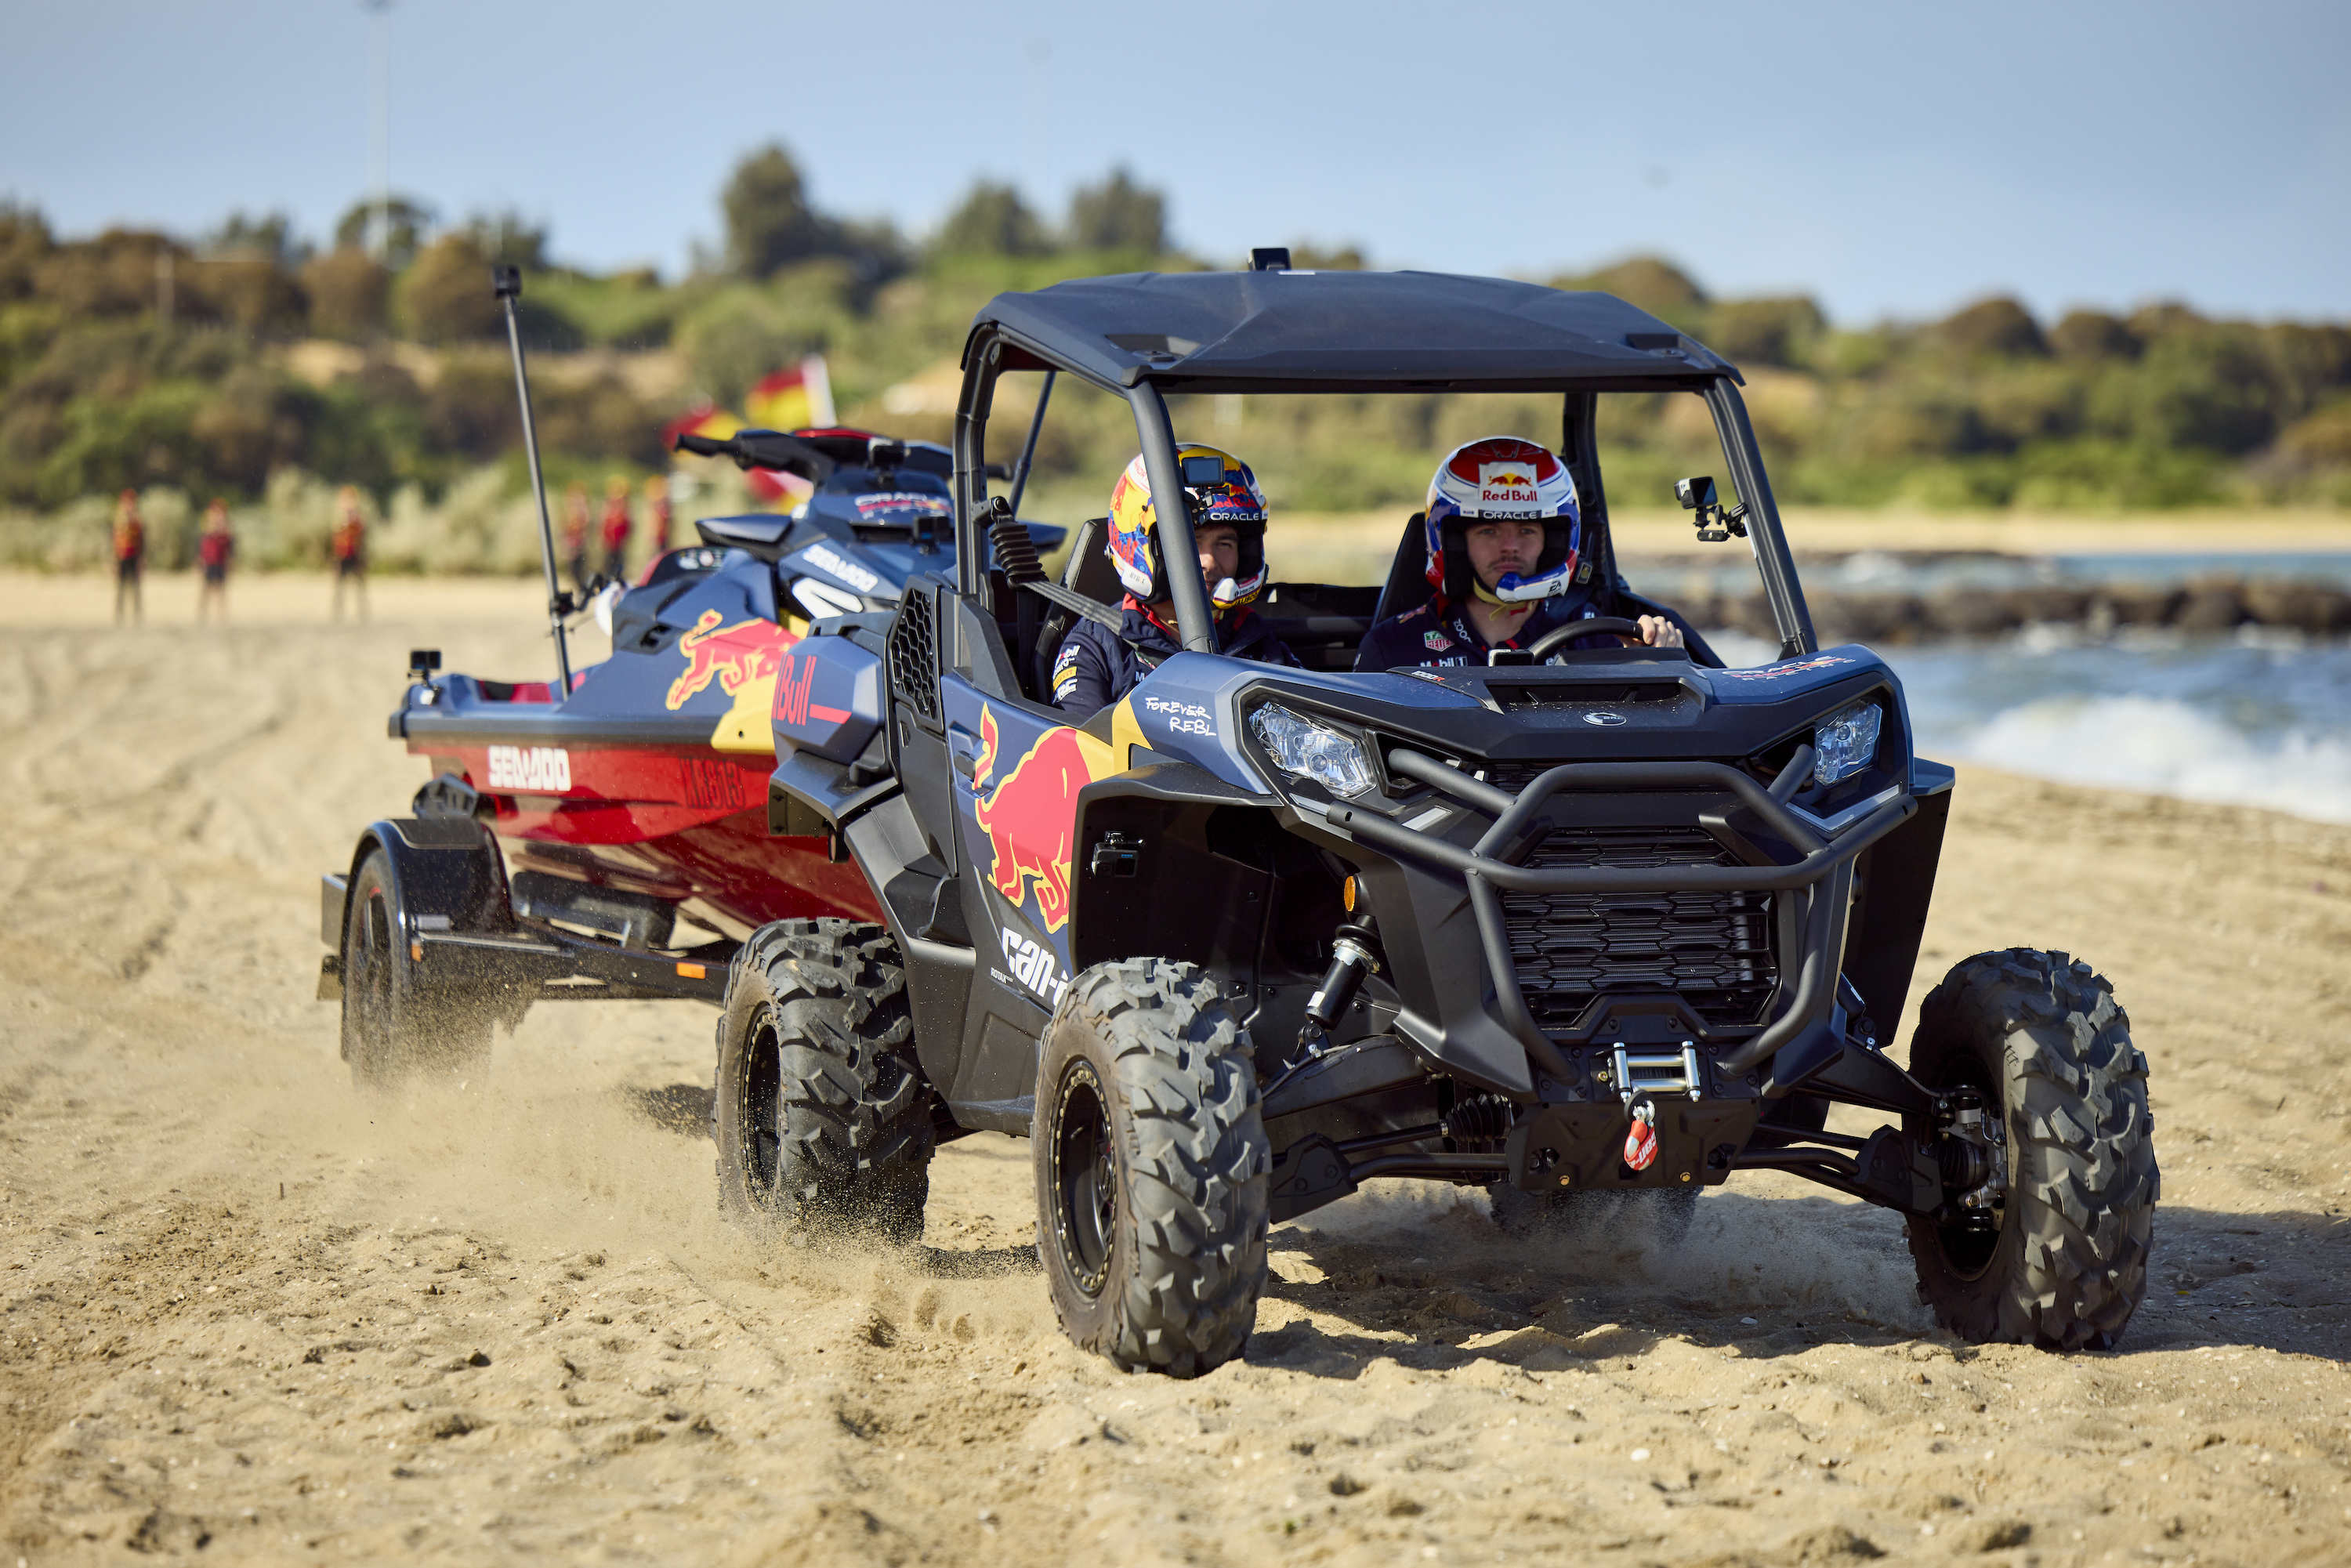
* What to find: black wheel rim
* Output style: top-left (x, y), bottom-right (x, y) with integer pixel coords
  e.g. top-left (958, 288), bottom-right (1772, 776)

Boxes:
top-left (1929, 1058), bottom-right (2008, 1278)
top-left (741, 1012), bottom-right (784, 1206)
top-left (1049, 1061), bottom-right (1116, 1297)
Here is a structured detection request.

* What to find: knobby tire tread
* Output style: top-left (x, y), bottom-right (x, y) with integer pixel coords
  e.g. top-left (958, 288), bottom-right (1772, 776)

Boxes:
top-left (719, 918), bottom-right (932, 1244)
top-left (1906, 947), bottom-right (2158, 1351)
top-left (1044, 959), bottom-right (1270, 1378)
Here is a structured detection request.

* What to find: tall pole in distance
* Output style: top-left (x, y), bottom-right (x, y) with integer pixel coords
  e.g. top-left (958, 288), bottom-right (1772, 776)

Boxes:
top-left (494, 266), bottom-right (572, 692)
top-left (364, 0), bottom-right (392, 259)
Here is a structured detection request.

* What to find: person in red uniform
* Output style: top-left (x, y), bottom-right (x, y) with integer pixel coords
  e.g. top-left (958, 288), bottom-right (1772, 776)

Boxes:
top-left (331, 485), bottom-right (368, 622)
top-left (196, 497), bottom-right (234, 623)
top-left (643, 473), bottom-right (672, 559)
top-left (599, 475), bottom-right (633, 581)
top-left (111, 490), bottom-right (145, 625)
top-left (561, 480), bottom-right (592, 592)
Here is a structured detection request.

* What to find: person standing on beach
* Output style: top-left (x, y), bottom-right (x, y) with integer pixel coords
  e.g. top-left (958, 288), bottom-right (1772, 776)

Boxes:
top-left (644, 473), bottom-right (672, 556)
top-left (600, 475), bottom-right (633, 582)
top-left (196, 498), bottom-right (234, 623)
top-left (562, 481), bottom-right (592, 592)
top-left (331, 485), bottom-right (369, 622)
top-left (111, 490), bottom-right (145, 625)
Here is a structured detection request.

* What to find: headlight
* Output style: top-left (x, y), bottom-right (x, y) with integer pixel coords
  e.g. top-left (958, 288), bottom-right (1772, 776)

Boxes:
top-left (1813, 701), bottom-right (1882, 787)
top-left (1249, 703), bottom-right (1377, 798)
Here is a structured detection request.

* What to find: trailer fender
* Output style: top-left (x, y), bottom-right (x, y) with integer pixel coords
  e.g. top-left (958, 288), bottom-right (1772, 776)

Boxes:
top-left (331, 817), bottom-right (513, 979)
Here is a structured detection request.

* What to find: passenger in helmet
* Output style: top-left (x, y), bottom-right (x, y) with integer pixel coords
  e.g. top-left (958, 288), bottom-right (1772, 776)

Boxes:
top-left (1355, 436), bottom-right (1694, 672)
top-left (1050, 444), bottom-right (1299, 716)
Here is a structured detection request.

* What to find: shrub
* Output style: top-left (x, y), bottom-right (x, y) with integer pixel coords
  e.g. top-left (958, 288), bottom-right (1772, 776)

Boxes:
top-left (397, 234), bottom-right (502, 343)
top-left (331, 197), bottom-right (433, 271)
top-left (1552, 256), bottom-right (1706, 318)
top-left (2277, 402), bottom-right (2351, 467)
top-left (1933, 296), bottom-right (2049, 360)
top-left (936, 181), bottom-right (1050, 258)
top-left (201, 256), bottom-right (306, 335)
top-left (1065, 168), bottom-right (1165, 254)
top-left (1708, 296), bottom-right (1826, 368)
top-left (723, 143), bottom-right (827, 277)
top-left (302, 248), bottom-right (391, 340)
top-left (2050, 310), bottom-right (2139, 361)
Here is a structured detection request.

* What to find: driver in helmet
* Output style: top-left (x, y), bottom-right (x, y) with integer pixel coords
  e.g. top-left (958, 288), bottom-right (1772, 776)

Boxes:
top-left (1051, 444), bottom-right (1299, 715)
top-left (1357, 436), bottom-right (1692, 671)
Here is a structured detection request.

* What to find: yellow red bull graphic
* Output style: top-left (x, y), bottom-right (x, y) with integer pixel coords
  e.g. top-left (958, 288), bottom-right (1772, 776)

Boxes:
top-left (665, 610), bottom-right (799, 752)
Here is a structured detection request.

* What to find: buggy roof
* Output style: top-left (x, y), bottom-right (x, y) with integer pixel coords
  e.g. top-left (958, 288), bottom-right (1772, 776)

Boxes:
top-left (968, 269), bottom-right (1739, 395)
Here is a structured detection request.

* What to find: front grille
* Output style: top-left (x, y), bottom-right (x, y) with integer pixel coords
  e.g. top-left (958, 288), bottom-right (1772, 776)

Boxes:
top-left (1498, 824), bottom-right (1776, 1028)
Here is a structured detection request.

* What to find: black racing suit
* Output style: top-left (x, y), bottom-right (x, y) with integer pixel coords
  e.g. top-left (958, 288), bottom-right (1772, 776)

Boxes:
top-left (1355, 585), bottom-right (1705, 672)
top-left (1051, 599), bottom-right (1299, 718)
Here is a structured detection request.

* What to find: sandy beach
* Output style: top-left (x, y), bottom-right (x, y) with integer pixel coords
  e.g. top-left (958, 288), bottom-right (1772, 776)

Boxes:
top-left (3, 578), bottom-right (2349, 1565)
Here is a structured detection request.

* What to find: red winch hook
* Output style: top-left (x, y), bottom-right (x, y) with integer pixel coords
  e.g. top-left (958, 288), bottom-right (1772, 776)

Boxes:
top-left (1623, 1096), bottom-right (1660, 1172)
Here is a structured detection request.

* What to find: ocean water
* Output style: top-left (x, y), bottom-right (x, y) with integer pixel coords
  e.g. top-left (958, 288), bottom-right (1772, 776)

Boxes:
top-left (1636, 549), bottom-right (2351, 599)
top-left (1707, 625), bottom-right (2351, 825)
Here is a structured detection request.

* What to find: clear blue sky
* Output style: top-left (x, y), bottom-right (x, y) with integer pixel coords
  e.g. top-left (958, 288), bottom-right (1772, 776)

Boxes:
top-left (3, 0), bottom-right (2344, 326)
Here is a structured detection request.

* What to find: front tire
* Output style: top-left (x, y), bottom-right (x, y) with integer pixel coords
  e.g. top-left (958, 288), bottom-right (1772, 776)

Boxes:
top-left (714, 919), bottom-right (933, 1243)
top-left (1904, 949), bottom-right (2158, 1350)
top-left (1035, 959), bottom-right (1270, 1377)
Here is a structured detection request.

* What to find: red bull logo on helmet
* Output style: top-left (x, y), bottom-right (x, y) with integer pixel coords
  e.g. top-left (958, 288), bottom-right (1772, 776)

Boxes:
top-left (1476, 460), bottom-right (1541, 508)
top-left (969, 706), bottom-right (1103, 933)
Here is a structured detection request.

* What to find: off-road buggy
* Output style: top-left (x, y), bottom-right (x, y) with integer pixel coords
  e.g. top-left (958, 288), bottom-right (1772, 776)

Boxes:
top-left (317, 411), bottom-right (1063, 1085)
top-left (721, 261), bottom-right (2157, 1375)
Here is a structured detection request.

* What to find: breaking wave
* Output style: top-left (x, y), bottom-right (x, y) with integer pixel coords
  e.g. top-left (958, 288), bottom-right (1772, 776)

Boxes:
top-left (1704, 625), bottom-right (2351, 824)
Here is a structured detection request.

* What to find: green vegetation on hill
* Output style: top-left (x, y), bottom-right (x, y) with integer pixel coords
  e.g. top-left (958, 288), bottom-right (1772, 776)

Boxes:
top-left (1, 143), bottom-right (2346, 569)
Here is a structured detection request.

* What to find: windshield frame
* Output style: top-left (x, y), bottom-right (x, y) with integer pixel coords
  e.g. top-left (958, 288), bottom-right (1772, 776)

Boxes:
top-left (951, 323), bottom-right (1818, 662)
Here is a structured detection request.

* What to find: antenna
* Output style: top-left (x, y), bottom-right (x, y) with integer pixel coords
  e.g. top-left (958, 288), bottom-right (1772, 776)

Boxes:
top-left (1006, 369), bottom-right (1056, 516)
top-left (494, 265), bottom-right (573, 691)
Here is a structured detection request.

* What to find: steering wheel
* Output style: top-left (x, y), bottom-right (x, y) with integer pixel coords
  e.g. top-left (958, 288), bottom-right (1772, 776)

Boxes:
top-left (1522, 615), bottom-right (1686, 661)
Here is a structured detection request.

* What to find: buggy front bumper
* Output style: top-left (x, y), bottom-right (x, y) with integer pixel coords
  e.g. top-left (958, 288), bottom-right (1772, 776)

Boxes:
top-left (1306, 752), bottom-right (1915, 1104)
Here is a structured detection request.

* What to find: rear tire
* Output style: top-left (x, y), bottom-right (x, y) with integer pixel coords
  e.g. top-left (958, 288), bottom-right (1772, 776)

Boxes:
top-left (1904, 948), bottom-right (2157, 1350)
top-left (339, 847), bottom-right (491, 1088)
top-left (714, 918), bottom-right (933, 1243)
top-left (1035, 959), bottom-right (1270, 1377)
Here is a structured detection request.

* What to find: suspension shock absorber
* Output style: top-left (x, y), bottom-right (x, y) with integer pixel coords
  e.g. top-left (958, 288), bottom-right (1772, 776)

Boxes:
top-left (1305, 921), bottom-right (1381, 1034)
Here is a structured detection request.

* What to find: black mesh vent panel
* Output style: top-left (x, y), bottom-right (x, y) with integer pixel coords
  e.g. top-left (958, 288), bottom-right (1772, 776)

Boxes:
top-left (886, 596), bottom-right (938, 723)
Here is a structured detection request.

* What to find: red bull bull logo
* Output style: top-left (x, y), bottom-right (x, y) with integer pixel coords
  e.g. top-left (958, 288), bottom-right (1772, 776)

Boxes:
top-left (969, 706), bottom-right (1100, 933)
top-left (666, 610), bottom-right (788, 711)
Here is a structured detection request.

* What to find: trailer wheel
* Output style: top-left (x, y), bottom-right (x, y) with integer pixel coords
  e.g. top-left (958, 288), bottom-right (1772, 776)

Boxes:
top-left (1904, 948), bottom-right (2158, 1350)
top-left (1490, 1183), bottom-right (1699, 1246)
top-left (1034, 959), bottom-right (1270, 1377)
top-left (339, 847), bottom-right (491, 1088)
top-left (714, 918), bottom-right (932, 1243)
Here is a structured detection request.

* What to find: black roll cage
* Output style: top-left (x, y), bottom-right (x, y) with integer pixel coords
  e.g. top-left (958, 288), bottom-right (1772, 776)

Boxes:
top-left (950, 318), bottom-right (1820, 661)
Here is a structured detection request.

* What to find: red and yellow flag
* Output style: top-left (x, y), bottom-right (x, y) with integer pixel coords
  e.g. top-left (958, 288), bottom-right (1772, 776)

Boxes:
top-left (666, 357), bottom-right (836, 511)
top-left (744, 356), bottom-right (835, 433)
